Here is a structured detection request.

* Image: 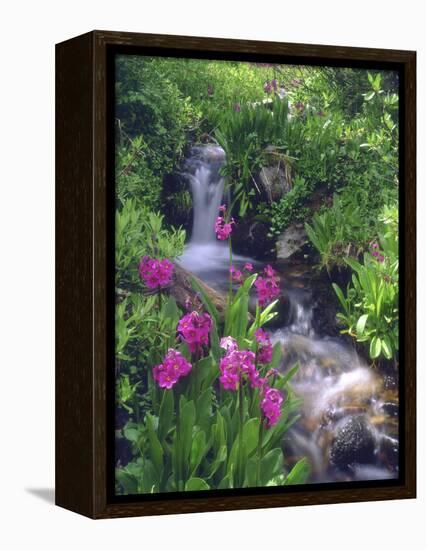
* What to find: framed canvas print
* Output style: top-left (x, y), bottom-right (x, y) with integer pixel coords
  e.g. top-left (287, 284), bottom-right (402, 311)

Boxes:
top-left (55, 30), bottom-right (416, 519)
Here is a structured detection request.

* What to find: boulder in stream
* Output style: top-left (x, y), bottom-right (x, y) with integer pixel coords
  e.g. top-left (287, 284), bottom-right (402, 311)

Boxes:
top-left (330, 416), bottom-right (376, 469)
top-left (232, 219), bottom-right (275, 260)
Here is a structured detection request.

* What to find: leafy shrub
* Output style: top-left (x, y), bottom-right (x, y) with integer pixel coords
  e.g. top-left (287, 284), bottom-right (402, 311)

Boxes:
top-left (332, 205), bottom-right (399, 360)
top-left (305, 193), bottom-right (373, 270)
top-left (116, 135), bottom-right (162, 210)
top-left (115, 199), bottom-right (186, 288)
top-left (215, 97), bottom-right (292, 216)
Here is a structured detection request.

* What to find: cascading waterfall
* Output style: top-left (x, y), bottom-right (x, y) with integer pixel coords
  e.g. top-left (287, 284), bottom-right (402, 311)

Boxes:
top-left (178, 144), bottom-right (398, 483)
top-left (178, 144), bottom-right (248, 284)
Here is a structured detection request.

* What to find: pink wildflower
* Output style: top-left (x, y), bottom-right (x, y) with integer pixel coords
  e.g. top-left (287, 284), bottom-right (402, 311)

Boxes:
top-left (233, 103), bottom-right (241, 113)
top-left (254, 266), bottom-right (280, 307)
top-left (260, 386), bottom-right (283, 427)
top-left (219, 204), bottom-right (227, 212)
top-left (215, 216), bottom-right (234, 240)
top-left (219, 346), bottom-right (260, 391)
top-left (139, 256), bottom-right (174, 289)
top-left (244, 262), bottom-right (253, 272)
top-left (255, 328), bottom-right (273, 364)
top-left (220, 336), bottom-right (238, 352)
top-left (153, 349), bottom-right (192, 389)
top-left (264, 264), bottom-right (276, 278)
top-left (230, 265), bottom-right (243, 283)
top-left (177, 311), bottom-right (212, 354)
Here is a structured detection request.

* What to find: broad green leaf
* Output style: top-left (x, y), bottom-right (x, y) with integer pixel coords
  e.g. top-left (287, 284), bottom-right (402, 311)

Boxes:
top-left (146, 413), bottom-right (164, 478)
top-left (284, 457), bottom-right (310, 485)
top-left (185, 477), bottom-right (210, 491)
top-left (356, 314), bottom-right (369, 336)
top-left (260, 448), bottom-right (283, 486)
top-left (189, 429), bottom-right (208, 475)
top-left (158, 389), bottom-right (174, 441)
top-left (242, 417), bottom-right (260, 456)
top-left (370, 336), bottom-right (382, 359)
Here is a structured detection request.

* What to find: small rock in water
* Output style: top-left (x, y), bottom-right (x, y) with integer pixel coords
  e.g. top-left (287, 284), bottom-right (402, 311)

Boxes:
top-left (330, 416), bottom-right (376, 469)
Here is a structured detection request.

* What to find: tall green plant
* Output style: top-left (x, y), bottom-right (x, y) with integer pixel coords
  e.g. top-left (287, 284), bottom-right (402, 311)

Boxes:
top-left (332, 205), bottom-right (399, 360)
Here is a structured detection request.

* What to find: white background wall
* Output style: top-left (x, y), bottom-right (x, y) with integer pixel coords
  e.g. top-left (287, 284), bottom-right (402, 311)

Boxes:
top-left (0, 1), bottom-right (423, 548)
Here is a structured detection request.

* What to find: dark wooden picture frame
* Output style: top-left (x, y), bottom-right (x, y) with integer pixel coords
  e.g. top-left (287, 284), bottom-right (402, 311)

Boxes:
top-left (56, 30), bottom-right (416, 519)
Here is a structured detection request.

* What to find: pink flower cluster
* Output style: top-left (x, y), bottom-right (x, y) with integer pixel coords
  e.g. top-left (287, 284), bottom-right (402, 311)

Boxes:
top-left (260, 387), bottom-right (283, 427)
top-left (255, 328), bottom-right (273, 364)
top-left (215, 207), bottom-right (235, 241)
top-left (139, 256), bottom-right (174, 289)
top-left (177, 311), bottom-right (212, 353)
top-left (229, 262), bottom-right (253, 284)
top-left (371, 243), bottom-right (385, 263)
top-left (218, 337), bottom-right (261, 391)
top-left (153, 348), bottom-right (192, 389)
top-left (254, 265), bottom-right (280, 307)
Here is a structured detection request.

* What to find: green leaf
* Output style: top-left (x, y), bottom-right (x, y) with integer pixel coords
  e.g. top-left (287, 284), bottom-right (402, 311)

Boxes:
top-left (189, 429), bottom-right (208, 476)
top-left (145, 413), bottom-right (164, 478)
top-left (244, 458), bottom-right (258, 488)
top-left (332, 283), bottom-right (349, 315)
top-left (284, 458), bottom-right (310, 485)
top-left (381, 336), bottom-right (393, 359)
top-left (218, 474), bottom-right (232, 489)
top-left (370, 336), bottom-right (382, 359)
top-left (269, 342), bottom-right (282, 370)
top-left (356, 314), bottom-right (369, 336)
top-left (180, 399), bottom-right (196, 466)
top-left (281, 362), bottom-right (300, 386)
top-left (242, 417), bottom-right (260, 456)
top-left (195, 388), bottom-right (213, 433)
top-left (158, 389), bottom-right (174, 441)
top-left (116, 467), bottom-right (139, 494)
top-left (184, 477), bottom-right (210, 491)
top-left (260, 448), bottom-right (283, 486)
top-left (123, 427), bottom-right (141, 443)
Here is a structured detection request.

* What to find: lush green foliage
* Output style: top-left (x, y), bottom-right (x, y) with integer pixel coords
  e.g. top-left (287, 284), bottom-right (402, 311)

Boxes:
top-left (114, 58), bottom-right (400, 494)
top-left (332, 205), bottom-right (399, 360)
top-left (116, 199), bottom-right (186, 288)
top-left (115, 55), bottom-right (198, 209)
top-left (117, 282), bottom-right (309, 493)
top-left (116, 241), bottom-right (309, 493)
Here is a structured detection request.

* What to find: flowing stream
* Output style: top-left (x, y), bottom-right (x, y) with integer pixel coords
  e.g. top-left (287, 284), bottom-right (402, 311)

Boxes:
top-left (178, 145), bottom-right (399, 483)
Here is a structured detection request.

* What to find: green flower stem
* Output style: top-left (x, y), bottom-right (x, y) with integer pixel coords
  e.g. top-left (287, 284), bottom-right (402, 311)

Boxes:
top-left (228, 236), bottom-right (233, 306)
top-left (256, 418), bottom-right (265, 487)
top-left (238, 378), bottom-right (244, 486)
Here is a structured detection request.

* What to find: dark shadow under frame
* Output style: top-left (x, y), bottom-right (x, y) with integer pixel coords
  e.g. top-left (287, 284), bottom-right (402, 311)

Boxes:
top-left (56, 30), bottom-right (416, 519)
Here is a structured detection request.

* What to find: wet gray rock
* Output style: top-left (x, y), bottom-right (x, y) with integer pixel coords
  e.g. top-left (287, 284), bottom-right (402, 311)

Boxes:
top-left (379, 435), bottom-right (399, 468)
top-left (258, 164), bottom-right (290, 202)
top-left (276, 223), bottom-right (308, 259)
top-left (232, 219), bottom-right (275, 260)
top-left (330, 416), bottom-right (376, 468)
